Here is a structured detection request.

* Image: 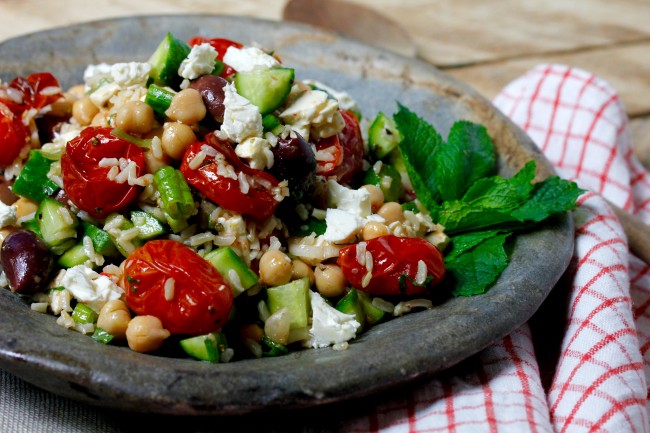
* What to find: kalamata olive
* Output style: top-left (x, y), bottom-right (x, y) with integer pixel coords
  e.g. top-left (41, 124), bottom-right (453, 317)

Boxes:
top-left (1, 229), bottom-right (53, 294)
top-left (270, 134), bottom-right (317, 201)
top-left (189, 75), bottom-right (228, 123)
top-left (0, 177), bottom-right (17, 205)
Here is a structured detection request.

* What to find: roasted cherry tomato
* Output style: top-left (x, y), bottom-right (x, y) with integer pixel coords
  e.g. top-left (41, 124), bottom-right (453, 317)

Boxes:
top-left (337, 235), bottom-right (446, 296)
top-left (61, 126), bottom-right (145, 219)
top-left (0, 102), bottom-right (28, 167)
top-left (180, 133), bottom-right (281, 221)
top-left (314, 110), bottom-right (363, 184)
top-left (4, 72), bottom-right (62, 112)
top-left (0, 72), bottom-right (62, 167)
top-left (123, 240), bottom-right (233, 335)
top-left (188, 36), bottom-right (243, 77)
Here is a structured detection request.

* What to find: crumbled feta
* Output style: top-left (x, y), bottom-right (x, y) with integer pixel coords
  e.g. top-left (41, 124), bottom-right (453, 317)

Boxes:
top-left (323, 208), bottom-right (364, 244)
top-left (303, 79), bottom-right (359, 113)
top-left (178, 43), bottom-right (218, 80)
top-left (220, 82), bottom-right (263, 143)
top-left (60, 265), bottom-right (124, 313)
top-left (326, 180), bottom-right (371, 218)
top-left (279, 89), bottom-right (344, 142)
top-left (305, 291), bottom-right (360, 349)
top-left (235, 136), bottom-right (274, 170)
top-left (83, 63), bottom-right (112, 90)
top-left (110, 62), bottom-right (151, 88)
top-left (223, 46), bottom-right (279, 72)
top-left (0, 201), bottom-right (17, 228)
top-left (89, 82), bottom-right (120, 108)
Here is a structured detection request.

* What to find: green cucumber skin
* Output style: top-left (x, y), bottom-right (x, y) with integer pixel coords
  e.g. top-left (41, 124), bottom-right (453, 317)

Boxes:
top-left (234, 68), bottom-right (295, 115)
top-left (148, 33), bottom-right (191, 88)
top-left (130, 210), bottom-right (166, 240)
top-left (12, 150), bottom-right (59, 202)
top-left (37, 198), bottom-right (78, 255)
top-left (58, 244), bottom-right (90, 269)
top-left (145, 84), bottom-right (175, 118)
top-left (368, 112), bottom-right (402, 159)
top-left (204, 247), bottom-right (259, 297)
top-left (266, 277), bottom-right (311, 330)
top-left (180, 332), bottom-right (224, 362)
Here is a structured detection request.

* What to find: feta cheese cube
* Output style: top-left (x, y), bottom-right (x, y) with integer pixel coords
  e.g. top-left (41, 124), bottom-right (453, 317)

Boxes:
top-left (110, 62), bottom-right (151, 87)
top-left (178, 43), bottom-right (218, 80)
top-left (279, 89), bottom-right (343, 142)
top-left (60, 265), bottom-right (124, 313)
top-left (323, 208), bottom-right (363, 244)
top-left (235, 136), bottom-right (274, 170)
top-left (223, 46), bottom-right (279, 72)
top-left (220, 82), bottom-right (263, 143)
top-left (303, 79), bottom-right (359, 113)
top-left (305, 291), bottom-right (360, 349)
top-left (326, 180), bottom-right (371, 218)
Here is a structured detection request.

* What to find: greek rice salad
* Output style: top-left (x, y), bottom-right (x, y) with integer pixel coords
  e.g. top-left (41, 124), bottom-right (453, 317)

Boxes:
top-left (0, 33), bottom-right (582, 362)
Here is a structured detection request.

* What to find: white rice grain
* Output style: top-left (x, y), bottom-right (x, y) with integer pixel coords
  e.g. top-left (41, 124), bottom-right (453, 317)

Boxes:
top-left (415, 260), bottom-right (427, 285)
top-left (164, 278), bottom-right (176, 301)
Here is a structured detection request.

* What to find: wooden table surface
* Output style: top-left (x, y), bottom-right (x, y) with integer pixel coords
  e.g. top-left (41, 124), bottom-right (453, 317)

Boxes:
top-left (2, 0), bottom-right (649, 166)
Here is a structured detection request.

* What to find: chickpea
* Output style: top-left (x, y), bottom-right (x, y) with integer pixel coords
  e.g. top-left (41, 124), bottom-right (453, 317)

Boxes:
top-left (161, 122), bottom-right (196, 160)
top-left (97, 300), bottom-right (131, 339)
top-left (291, 259), bottom-right (315, 285)
top-left (165, 88), bottom-right (206, 125)
top-left (115, 100), bottom-right (155, 134)
top-left (259, 250), bottom-right (292, 287)
top-left (377, 201), bottom-right (404, 225)
top-left (72, 96), bottom-right (99, 126)
top-left (143, 149), bottom-right (170, 174)
top-left (314, 263), bottom-right (347, 298)
top-left (361, 184), bottom-right (384, 213)
top-left (362, 221), bottom-right (390, 240)
top-left (90, 110), bottom-right (109, 127)
top-left (125, 315), bottom-right (170, 353)
top-left (13, 197), bottom-right (38, 220)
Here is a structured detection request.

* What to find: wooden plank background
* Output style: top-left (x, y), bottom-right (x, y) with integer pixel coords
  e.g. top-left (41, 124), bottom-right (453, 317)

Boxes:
top-left (1, 0), bottom-right (648, 166)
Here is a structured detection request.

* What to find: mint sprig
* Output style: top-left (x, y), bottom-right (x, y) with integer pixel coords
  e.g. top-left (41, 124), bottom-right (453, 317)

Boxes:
top-left (393, 105), bottom-right (584, 296)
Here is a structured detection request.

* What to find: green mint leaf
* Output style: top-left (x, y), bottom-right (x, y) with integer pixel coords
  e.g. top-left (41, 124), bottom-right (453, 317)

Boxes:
top-left (435, 120), bottom-right (496, 201)
top-left (444, 229), bottom-right (506, 262)
top-left (437, 161), bottom-right (537, 233)
top-left (445, 233), bottom-right (510, 296)
top-left (511, 176), bottom-right (585, 223)
top-left (393, 104), bottom-right (443, 207)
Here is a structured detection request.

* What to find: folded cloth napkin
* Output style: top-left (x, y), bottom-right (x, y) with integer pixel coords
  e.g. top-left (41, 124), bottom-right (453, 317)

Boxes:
top-left (1, 64), bottom-right (648, 433)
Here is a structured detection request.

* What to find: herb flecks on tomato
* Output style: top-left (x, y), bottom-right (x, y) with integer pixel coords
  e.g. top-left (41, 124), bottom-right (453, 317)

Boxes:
top-left (123, 240), bottom-right (233, 335)
top-left (180, 132), bottom-right (283, 221)
top-left (337, 235), bottom-right (446, 296)
top-left (61, 126), bottom-right (146, 219)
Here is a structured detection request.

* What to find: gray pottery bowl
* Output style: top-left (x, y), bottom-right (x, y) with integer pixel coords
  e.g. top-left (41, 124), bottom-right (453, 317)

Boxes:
top-left (0, 15), bottom-right (574, 415)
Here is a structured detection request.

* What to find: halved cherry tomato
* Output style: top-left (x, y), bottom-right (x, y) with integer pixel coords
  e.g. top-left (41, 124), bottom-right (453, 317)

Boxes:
top-left (61, 126), bottom-right (145, 219)
top-left (180, 133), bottom-right (281, 221)
top-left (0, 102), bottom-right (28, 167)
top-left (123, 240), bottom-right (233, 335)
top-left (337, 235), bottom-right (446, 296)
top-left (4, 72), bottom-right (62, 112)
top-left (0, 72), bottom-right (63, 167)
top-left (188, 37), bottom-right (243, 77)
top-left (313, 110), bottom-right (364, 184)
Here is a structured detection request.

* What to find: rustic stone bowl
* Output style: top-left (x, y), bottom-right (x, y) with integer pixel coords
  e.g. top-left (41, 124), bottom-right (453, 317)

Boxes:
top-left (0, 15), bottom-right (573, 416)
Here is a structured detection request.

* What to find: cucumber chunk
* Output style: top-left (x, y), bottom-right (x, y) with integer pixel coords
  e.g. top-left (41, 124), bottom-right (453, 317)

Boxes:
top-left (335, 288), bottom-right (366, 330)
top-left (368, 112), bottom-right (402, 159)
top-left (145, 83), bottom-right (175, 118)
top-left (266, 277), bottom-right (311, 330)
top-left (148, 33), bottom-right (191, 88)
top-left (362, 162), bottom-right (403, 202)
top-left (130, 210), bottom-right (167, 240)
top-left (204, 247), bottom-right (259, 297)
top-left (58, 244), bottom-right (91, 269)
top-left (82, 221), bottom-right (119, 257)
top-left (12, 150), bottom-right (59, 202)
top-left (234, 68), bottom-right (294, 115)
top-left (180, 332), bottom-right (227, 363)
top-left (36, 198), bottom-right (78, 255)
top-left (103, 213), bottom-right (143, 257)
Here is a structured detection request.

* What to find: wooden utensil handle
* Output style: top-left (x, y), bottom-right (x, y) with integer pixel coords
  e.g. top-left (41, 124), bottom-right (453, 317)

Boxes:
top-left (607, 199), bottom-right (650, 266)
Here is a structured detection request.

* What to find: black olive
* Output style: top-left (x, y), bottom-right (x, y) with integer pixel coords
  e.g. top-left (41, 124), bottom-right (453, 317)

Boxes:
top-left (270, 133), bottom-right (316, 202)
top-left (1, 230), bottom-right (53, 294)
